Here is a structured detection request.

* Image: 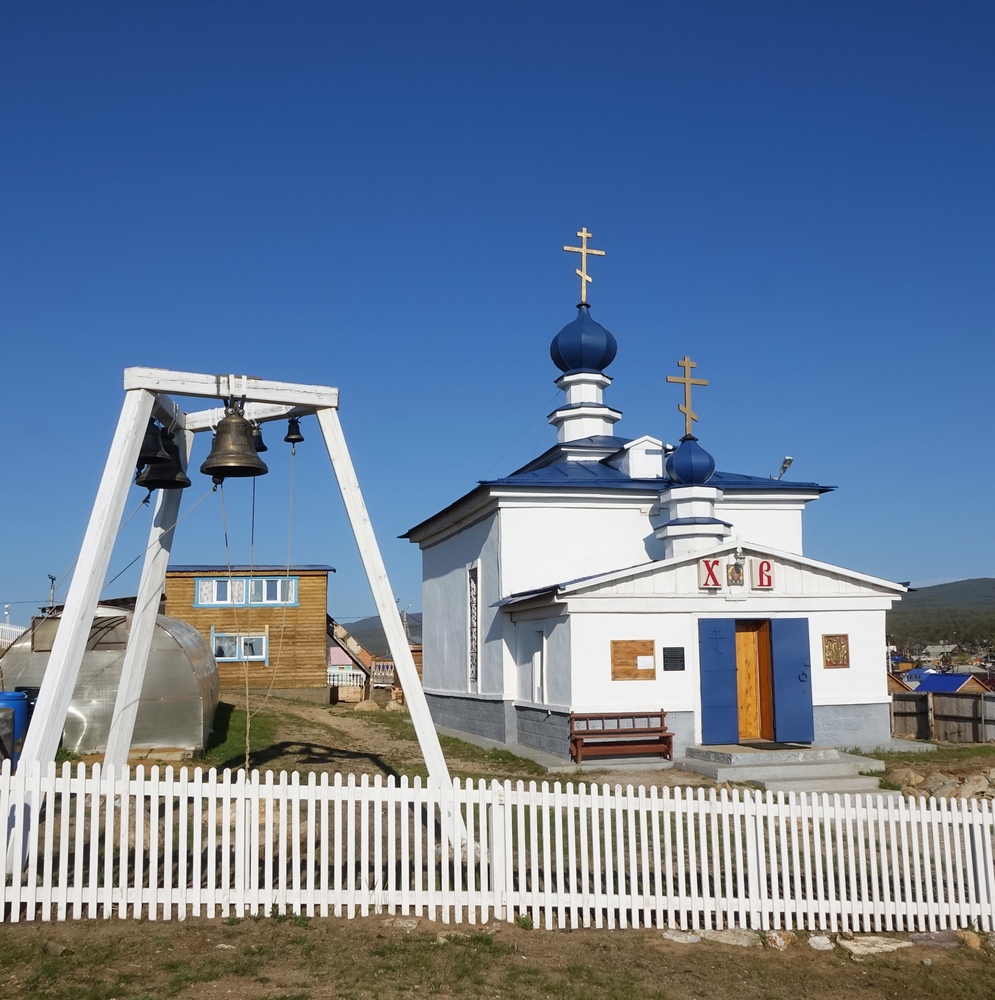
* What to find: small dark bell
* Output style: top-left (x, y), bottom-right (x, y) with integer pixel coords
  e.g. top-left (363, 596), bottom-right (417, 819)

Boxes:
top-left (252, 425), bottom-right (268, 452)
top-left (135, 429), bottom-right (191, 490)
top-left (200, 410), bottom-right (269, 484)
top-left (284, 417), bottom-right (304, 445)
top-left (137, 419), bottom-right (169, 468)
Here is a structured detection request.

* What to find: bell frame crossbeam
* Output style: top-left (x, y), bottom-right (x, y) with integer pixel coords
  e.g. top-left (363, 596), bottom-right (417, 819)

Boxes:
top-left (18, 367), bottom-right (452, 789)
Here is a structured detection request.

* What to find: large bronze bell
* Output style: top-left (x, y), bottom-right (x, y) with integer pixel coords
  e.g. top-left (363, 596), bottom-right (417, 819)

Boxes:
top-left (137, 419), bottom-right (169, 468)
top-left (135, 428), bottom-right (191, 490)
top-left (200, 407), bottom-right (269, 484)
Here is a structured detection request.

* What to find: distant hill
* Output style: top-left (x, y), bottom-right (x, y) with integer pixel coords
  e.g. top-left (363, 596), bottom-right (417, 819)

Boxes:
top-left (900, 578), bottom-right (995, 610)
top-left (341, 612), bottom-right (422, 658)
top-left (888, 579), bottom-right (995, 648)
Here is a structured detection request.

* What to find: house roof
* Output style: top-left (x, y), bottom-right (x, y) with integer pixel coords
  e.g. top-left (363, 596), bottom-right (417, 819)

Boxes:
top-left (167, 564), bottom-right (334, 574)
top-left (404, 437), bottom-right (834, 541)
top-left (913, 674), bottom-right (989, 693)
top-left (483, 460), bottom-right (831, 493)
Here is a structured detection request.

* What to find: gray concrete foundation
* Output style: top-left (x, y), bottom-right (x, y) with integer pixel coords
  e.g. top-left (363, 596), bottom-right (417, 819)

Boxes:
top-left (424, 693), bottom-right (515, 743)
top-left (813, 702), bottom-right (892, 750)
top-left (514, 705), bottom-right (570, 756)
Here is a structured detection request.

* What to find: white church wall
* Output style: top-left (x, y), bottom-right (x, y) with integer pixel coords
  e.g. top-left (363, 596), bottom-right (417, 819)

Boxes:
top-left (499, 502), bottom-right (663, 597)
top-left (420, 513), bottom-right (499, 694)
top-left (565, 611), bottom-right (698, 714)
top-left (716, 501), bottom-right (806, 553)
top-left (805, 609), bottom-right (889, 706)
top-left (511, 614), bottom-right (572, 709)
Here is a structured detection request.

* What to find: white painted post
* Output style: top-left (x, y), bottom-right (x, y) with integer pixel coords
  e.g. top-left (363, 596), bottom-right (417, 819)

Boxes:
top-left (19, 389), bottom-right (155, 769)
top-left (315, 408), bottom-right (452, 789)
top-left (104, 428), bottom-right (192, 768)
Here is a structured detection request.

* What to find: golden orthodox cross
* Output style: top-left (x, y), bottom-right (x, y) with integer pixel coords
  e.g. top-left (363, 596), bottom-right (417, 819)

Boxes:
top-left (562, 227), bottom-right (605, 304)
top-left (666, 356), bottom-right (708, 437)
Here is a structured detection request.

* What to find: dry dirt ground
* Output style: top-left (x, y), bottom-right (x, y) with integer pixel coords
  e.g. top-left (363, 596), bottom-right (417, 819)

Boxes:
top-left (23, 697), bottom-right (995, 1000)
top-left (186, 695), bottom-right (995, 796)
top-left (195, 696), bottom-right (717, 789)
top-left (2, 913), bottom-right (994, 1000)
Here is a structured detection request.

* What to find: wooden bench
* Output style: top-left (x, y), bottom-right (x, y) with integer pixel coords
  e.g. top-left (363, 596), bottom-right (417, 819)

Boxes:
top-left (569, 710), bottom-right (674, 764)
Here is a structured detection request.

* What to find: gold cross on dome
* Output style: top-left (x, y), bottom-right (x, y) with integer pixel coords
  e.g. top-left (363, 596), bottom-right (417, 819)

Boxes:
top-left (667, 356), bottom-right (708, 437)
top-left (562, 227), bottom-right (605, 304)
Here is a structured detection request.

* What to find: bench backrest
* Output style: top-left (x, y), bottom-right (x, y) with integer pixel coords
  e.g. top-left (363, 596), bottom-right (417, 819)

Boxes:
top-left (570, 711), bottom-right (667, 734)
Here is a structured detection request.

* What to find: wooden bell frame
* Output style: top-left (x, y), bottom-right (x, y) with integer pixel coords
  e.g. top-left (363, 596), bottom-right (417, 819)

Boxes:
top-left (19, 367), bottom-right (451, 786)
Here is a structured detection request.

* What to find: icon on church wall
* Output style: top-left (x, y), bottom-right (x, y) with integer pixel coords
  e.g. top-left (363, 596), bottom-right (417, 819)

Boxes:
top-left (822, 634), bottom-right (850, 668)
top-left (727, 561), bottom-right (745, 587)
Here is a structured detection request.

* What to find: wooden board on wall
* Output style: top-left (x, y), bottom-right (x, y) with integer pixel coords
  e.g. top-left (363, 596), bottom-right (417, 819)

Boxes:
top-left (611, 640), bottom-right (656, 681)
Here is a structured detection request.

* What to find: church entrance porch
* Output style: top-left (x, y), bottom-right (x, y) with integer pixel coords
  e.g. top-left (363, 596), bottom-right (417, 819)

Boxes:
top-left (698, 618), bottom-right (814, 746)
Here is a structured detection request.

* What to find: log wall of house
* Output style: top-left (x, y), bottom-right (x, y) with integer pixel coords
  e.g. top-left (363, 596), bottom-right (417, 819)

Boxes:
top-left (164, 571), bottom-right (329, 691)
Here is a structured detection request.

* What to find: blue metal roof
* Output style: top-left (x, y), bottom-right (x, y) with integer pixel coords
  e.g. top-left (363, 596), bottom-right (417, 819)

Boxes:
top-left (167, 564), bottom-right (335, 573)
top-left (913, 674), bottom-right (984, 693)
top-left (483, 460), bottom-right (831, 493)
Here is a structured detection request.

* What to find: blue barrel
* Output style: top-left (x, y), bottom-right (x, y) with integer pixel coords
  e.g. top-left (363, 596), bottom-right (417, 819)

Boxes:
top-left (0, 691), bottom-right (29, 748)
top-left (14, 686), bottom-right (40, 724)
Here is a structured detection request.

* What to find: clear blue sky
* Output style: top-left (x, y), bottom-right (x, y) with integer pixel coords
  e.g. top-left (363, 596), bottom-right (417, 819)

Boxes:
top-left (1, 1), bottom-right (992, 624)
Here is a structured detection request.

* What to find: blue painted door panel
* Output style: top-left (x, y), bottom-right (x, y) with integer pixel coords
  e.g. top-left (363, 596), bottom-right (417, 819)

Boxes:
top-left (698, 619), bottom-right (738, 744)
top-left (770, 618), bottom-right (814, 743)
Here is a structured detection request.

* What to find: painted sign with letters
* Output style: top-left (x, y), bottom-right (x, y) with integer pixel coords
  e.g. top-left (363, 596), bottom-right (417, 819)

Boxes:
top-left (698, 558), bottom-right (723, 589)
top-left (751, 558), bottom-right (774, 589)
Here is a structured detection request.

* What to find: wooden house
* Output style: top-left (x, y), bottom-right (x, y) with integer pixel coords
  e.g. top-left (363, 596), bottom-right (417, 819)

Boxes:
top-left (164, 564), bottom-right (334, 700)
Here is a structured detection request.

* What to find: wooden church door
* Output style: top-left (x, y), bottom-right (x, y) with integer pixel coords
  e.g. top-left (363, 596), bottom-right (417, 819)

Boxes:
top-left (699, 618), bottom-right (814, 744)
top-left (735, 621), bottom-right (773, 741)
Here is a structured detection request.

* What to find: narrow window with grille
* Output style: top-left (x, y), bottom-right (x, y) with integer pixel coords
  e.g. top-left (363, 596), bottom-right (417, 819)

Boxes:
top-left (468, 565), bottom-right (479, 690)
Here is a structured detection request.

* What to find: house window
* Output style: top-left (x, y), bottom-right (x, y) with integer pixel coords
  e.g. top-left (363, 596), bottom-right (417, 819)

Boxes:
top-left (195, 576), bottom-right (298, 607)
top-left (249, 577), bottom-right (296, 604)
top-left (198, 577), bottom-right (245, 605)
top-left (532, 630), bottom-right (546, 704)
top-left (212, 630), bottom-right (268, 662)
top-left (468, 566), bottom-right (479, 689)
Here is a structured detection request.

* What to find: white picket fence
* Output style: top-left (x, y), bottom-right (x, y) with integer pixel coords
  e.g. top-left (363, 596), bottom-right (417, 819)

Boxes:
top-left (2, 760), bottom-right (993, 930)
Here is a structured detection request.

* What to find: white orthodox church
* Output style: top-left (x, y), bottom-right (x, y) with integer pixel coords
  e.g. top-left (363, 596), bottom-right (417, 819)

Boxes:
top-left (404, 233), bottom-right (904, 760)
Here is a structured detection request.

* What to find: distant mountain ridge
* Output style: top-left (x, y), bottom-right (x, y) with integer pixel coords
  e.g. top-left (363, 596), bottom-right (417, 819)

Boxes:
top-left (889, 579), bottom-right (995, 647)
top-left (902, 579), bottom-right (995, 610)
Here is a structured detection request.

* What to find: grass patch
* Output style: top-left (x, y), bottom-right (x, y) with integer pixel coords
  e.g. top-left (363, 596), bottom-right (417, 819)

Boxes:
top-left (204, 701), bottom-right (280, 769)
top-left (865, 742), bottom-right (995, 767)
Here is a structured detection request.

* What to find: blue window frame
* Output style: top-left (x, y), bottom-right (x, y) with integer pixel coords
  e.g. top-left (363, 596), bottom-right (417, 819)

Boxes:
top-left (210, 627), bottom-right (269, 663)
top-left (194, 576), bottom-right (299, 608)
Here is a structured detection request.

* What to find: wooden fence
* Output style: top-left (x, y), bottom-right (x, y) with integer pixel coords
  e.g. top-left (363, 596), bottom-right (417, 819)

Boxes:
top-left (2, 761), bottom-right (994, 931)
top-left (892, 692), bottom-right (995, 743)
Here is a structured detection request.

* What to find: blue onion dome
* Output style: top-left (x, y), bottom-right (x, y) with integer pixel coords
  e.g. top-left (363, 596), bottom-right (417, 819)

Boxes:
top-left (550, 304), bottom-right (618, 374)
top-left (666, 435), bottom-right (716, 486)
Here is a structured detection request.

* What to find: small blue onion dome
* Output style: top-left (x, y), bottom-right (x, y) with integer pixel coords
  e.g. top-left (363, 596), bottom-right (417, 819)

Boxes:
top-left (666, 435), bottom-right (716, 486)
top-left (550, 305), bottom-right (618, 374)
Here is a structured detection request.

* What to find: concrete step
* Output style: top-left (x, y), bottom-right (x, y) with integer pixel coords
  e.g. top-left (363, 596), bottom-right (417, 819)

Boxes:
top-left (676, 744), bottom-right (890, 794)
top-left (685, 743), bottom-right (842, 766)
top-left (680, 761), bottom-right (864, 783)
top-left (762, 775), bottom-right (896, 795)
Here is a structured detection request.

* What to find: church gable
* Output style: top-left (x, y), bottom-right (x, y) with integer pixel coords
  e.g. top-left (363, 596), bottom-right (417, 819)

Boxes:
top-left (518, 543), bottom-right (905, 605)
